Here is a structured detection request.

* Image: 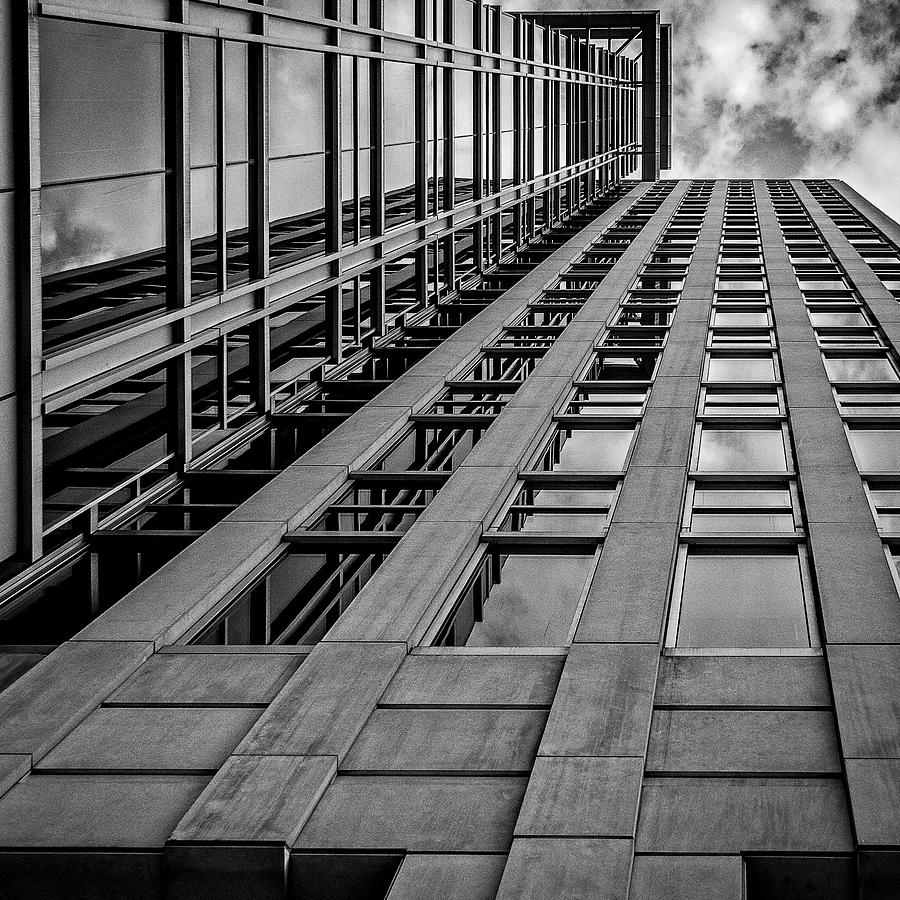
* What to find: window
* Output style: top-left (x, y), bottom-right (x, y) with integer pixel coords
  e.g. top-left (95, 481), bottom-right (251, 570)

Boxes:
top-left (701, 388), bottom-right (780, 416)
top-left (440, 551), bottom-right (596, 647)
top-left (696, 426), bottom-right (787, 472)
top-left (534, 427), bottom-right (635, 472)
top-left (847, 428), bottom-right (900, 472)
top-left (686, 482), bottom-right (796, 533)
top-left (835, 388), bottom-right (900, 416)
top-left (712, 311), bottom-right (769, 327)
top-left (823, 356), bottom-right (898, 382)
top-left (496, 483), bottom-right (617, 533)
top-left (706, 355), bottom-right (776, 382)
top-left (668, 548), bottom-right (813, 648)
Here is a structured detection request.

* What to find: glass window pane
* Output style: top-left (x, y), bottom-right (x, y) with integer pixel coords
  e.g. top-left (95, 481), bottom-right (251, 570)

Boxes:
top-left (698, 428), bottom-right (787, 472)
top-left (40, 20), bottom-right (164, 182)
top-left (823, 357), bottom-right (898, 382)
top-left (269, 48), bottom-right (325, 156)
top-left (848, 429), bottom-right (900, 471)
top-left (467, 554), bottom-right (593, 646)
top-left (550, 429), bottom-right (633, 471)
top-left (677, 551), bottom-right (809, 647)
top-left (41, 174), bottom-right (165, 277)
top-left (708, 356), bottom-right (775, 382)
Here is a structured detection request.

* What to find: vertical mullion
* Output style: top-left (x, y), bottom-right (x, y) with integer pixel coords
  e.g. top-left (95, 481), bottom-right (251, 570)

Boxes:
top-left (216, 41), bottom-right (228, 291)
top-left (13, 4), bottom-right (42, 560)
top-left (325, 3), bottom-right (342, 361)
top-left (166, 6), bottom-right (193, 471)
top-left (249, 6), bottom-right (270, 412)
top-left (370, 0), bottom-right (386, 333)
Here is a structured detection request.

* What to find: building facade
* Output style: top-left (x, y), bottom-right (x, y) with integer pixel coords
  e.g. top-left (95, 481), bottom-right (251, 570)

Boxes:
top-left (1, 2), bottom-right (899, 899)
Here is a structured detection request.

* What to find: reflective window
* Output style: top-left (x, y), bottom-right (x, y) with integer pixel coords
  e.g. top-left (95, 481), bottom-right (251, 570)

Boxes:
top-left (497, 485), bottom-right (615, 533)
top-left (712, 311), bottom-right (769, 327)
top-left (689, 484), bottom-right (795, 533)
top-left (702, 389), bottom-right (780, 416)
top-left (673, 550), bottom-right (810, 648)
top-left (847, 429), bottom-right (900, 472)
top-left (537, 427), bottom-right (635, 471)
top-left (823, 357), bottom-right (898, 382)
top-left (697, 427), bottom-right (787, 472)
top-left (707, 356), bottom-right (776, 382)
top-left (466, 554), bottom-right (595, 646)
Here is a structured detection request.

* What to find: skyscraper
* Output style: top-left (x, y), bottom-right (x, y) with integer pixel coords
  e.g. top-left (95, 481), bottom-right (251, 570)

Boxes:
top-left (0, 2), bottom-right (898, 899)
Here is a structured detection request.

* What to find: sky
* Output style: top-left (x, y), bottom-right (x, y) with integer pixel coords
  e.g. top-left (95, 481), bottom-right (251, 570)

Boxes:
top-left (505, 0), bottom-right (900, 221)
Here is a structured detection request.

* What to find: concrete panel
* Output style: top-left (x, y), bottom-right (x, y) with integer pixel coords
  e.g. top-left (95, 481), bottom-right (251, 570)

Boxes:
top-left (173, 754), bottom-right (335, 844)
top-left (574, 524), bottom-right (676, 643)
top-left (829, 645), bottom-right (900, 758)
top-left (644, 375), bottom-right (700, 409)
top-left (630, 855), bottom-right (743, 900)
top-left (636, 776), bottom-right (852, 853)
top-left (628, 407), bottom-right (694, 468)
top-left (655, 655), bottom-right (831, 708)
top-left (380, 652), bottom-right (564, 707)
top-left (417, 466), bottom-right (517, 525)
top-left (462, 407), bottom-right (546, 469)
top-left (790, 408), bottom-right (856, 470)
top-left (539, 643), bottom-right (657, 757)
top-left (514, 756), bottom-right (641, 837)
top-left (107, 651), bottom-right (303, 706)
top-left (846, 759), bottom-right (900, 847)
top-left (326, 523), bottom-right (481, 644)
top-left (0, 755), bottom-right (29, 799)
top-left (294, 775), bottom-right (527, 852)
top-left (647, 709), bottom-right (841, 773)
top-left (799, 466), bottom-right (874, 525)
top-left (655, 341), bottom-right (703, 379)
top-left (76, 521), bottom-right (285, 646)
top-left (0, 640), bottom-right (153, 759)
top-left (0, 774), bottom-right (208, 847)
top-left (37, 707), bottom-right (261, 772)
top-left (494, 837), bottom-right (632, 900)
top-left (808, 525), bottom-right (900, 644)
top-left (386, 853), bottom-right (506, 900)
top-left (238, 642), bottom-right (405, 760)
top-left (298, 405), bottom-right (408, 469)
top-left (611, 467), bottom-right (685, 524)
top-left (224, 465), bottom-right (347, 528)
top-left (342, 708), bottom-right (546, 773)
top-left (504, 374), bottom-right (572, 411)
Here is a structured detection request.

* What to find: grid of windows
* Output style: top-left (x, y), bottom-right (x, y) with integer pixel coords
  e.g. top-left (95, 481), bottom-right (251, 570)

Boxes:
top-left (666, 181), bottom-right (821, 652)
top-left (191, 182), bottom-right (680, 645)
top-left (805, 181), bottom-right (900, 300)
top-left (1, 1), bottom-right (665, 666)
top-left (769, 180), bottom-right (900, 593)
top-left (428, 181), bottom-right (715, 648)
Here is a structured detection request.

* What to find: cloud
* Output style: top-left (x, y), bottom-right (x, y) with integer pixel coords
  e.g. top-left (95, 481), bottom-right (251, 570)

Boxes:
top-left (502, 0), bottom-right (900, 221)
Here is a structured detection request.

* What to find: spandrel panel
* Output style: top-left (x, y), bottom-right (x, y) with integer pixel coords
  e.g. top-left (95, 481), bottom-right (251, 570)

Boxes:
top-left (677, 551), bottom-right (809, 648)
top-left (467, 554), bottom-right (593, 647)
